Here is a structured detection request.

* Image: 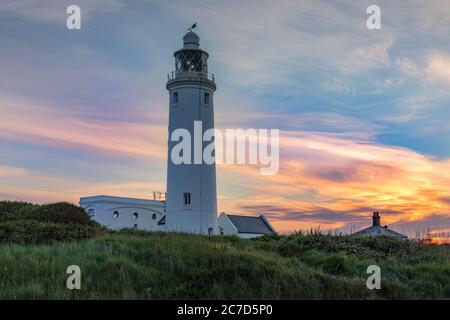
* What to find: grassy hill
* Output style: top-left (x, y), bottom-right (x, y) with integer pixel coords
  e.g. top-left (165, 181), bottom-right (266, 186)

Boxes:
top-left (0, 201), bottom-right (449, 299)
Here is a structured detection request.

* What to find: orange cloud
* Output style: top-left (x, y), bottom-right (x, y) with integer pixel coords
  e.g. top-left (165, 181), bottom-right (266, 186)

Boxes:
top-left (217, 131), bottom-right (450, 235)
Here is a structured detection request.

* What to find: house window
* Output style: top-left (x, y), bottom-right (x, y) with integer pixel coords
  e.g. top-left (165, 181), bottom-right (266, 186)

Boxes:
top-left (87, 209), bottom-right (95, 217)
top-left (183, 192), bottom-right (191, 206)
top-left (208, 227), bottom-right (214, 235)
top-left (112, 211), bottom-right (119, 219)
top-left (134, 224), bottom-right (138, 228)
top-left (204, 92), bottom-right (209, 105)
top-left (152, 213), bottom-right (157, 220)
top-left (173, 92), bottom-right (178, 104)
top-left (133, 212), bottom-right (139, 220)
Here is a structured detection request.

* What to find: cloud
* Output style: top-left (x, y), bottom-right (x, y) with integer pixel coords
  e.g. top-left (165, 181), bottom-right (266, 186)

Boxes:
top-left (395, 57), bottom-right (419, 76)
top-left (0, 180), bottom-right (165, 204)
top-left (0, 166), bottom-right (29, 177)
top-left (426, 53), bottom-right (450, 86)
top-left (0, 162), bottom-right (166, 204)
top-left (347, 39), bottom-right (392, 72)
top-left (395, 53), bottom-right (450, 89)
top-left (0, 0), bottom-right (124, 23)
top-left (161, 0), bottom-right (378, 88)
top-left (0, 94), bottom-right (167, 159)
top-left (217, 130), bottom-right (450, 235)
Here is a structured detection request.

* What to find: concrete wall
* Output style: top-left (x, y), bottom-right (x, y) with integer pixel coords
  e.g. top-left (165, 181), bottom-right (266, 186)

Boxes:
top-left (79, 196), bottom-right (165, 231)
top-left (235, 233), bottom-right (264, 239)
top-left (217, 212), bottom-right (238, 236)
top-left (165, 79), bottom-right (218, 235)
top-left (217, 213), bottom-right (271, 238)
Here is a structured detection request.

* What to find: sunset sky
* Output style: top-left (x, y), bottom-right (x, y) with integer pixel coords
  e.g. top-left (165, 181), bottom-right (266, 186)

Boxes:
top-left (1, 0), bottom-right (450, 236)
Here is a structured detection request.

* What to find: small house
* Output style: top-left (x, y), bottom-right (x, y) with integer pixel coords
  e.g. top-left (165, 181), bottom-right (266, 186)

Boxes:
top-left (353, 212), bottom-right (407, 239)
top-left (218, 213), bottom-right (276, 238)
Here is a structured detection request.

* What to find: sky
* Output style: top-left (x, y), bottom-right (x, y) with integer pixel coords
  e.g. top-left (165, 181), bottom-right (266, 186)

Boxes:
top-left (1, 0), bottom-right (450, 238)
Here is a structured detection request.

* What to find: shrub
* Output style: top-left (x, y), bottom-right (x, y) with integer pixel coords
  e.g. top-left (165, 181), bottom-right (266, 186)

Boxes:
top-left (16, 202), bottom-right (98, 226)
top-left (0, 219), bottom-right (103, 244)
top-left (0, 201), bottom-right (105, 244)
top-left (0, 201), bottom-right (37, 222)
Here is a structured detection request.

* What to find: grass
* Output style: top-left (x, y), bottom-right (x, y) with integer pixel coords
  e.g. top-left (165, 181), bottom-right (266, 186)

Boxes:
top-left (0, 201), bottom-right (449, 299)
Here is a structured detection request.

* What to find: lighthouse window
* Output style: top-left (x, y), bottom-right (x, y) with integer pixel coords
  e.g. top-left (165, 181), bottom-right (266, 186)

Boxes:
top-left (133, 212), bottom-right (139, 220)
top-left (204, 93), bottom-right (209, 105)
top-left (112, 211), bottom-right (119, 219)
top-left (173, 92), bottom-right (179, 104)
top-left (175, 50), bottom-right (204, 73)
top-left (183, 192), bottom-right (191, 206)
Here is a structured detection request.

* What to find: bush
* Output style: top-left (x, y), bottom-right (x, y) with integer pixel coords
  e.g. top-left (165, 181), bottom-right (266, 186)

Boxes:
top-left (0, 201), bottom-right (37, 222)
top-left (16, 202), bottom-right (98, 226)
top-left (0, 219), bottom-right (103, 244)
top-left (0, 201), bottom-right (105, 244)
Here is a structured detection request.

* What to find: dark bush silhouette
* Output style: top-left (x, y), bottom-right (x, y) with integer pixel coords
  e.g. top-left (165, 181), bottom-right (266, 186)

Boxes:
top-left (0, 201), bottom-right (105, 244)
top-left (0, 220), bottom-right (102, 244)
top-left (0, 201), bottom-right (37, 222)
top-left (16, 202), bottom-right (98, 226)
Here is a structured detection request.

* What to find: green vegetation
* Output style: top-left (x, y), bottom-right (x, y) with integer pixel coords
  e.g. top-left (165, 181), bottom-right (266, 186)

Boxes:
top-left (0, 201), bottom-right (105, 244)
top-left (0, 201), bottom-right (449, 299)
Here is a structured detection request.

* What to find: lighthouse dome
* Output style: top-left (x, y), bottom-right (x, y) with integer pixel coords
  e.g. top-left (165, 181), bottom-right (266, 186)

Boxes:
top-left (183, 31), bottom-right (200, 48)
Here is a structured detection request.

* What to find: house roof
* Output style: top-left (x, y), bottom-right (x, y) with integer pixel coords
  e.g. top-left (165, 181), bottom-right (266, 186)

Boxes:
top-left (354, 225), bottom-right (407, 238)
top-left (227, 214), bottom-right (275, 234)
top-left (353, 212), bottom-right (407, 238)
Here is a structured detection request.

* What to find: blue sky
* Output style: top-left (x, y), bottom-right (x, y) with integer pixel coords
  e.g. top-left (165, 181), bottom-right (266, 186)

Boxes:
top-left (1, 0), bottom-right (450, 236)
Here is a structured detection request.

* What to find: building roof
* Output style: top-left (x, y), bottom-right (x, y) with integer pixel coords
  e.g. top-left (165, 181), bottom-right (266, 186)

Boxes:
top-left (354, 225), bottom-right (407, 238)
top-left (183, 31), bottom-right (200, 48)
top-left (79, 195), bottom-right (164, 207)
top-left (227, 214), bottom-right (275, 234)
top-left (353, 212), bottom-right (407, 238)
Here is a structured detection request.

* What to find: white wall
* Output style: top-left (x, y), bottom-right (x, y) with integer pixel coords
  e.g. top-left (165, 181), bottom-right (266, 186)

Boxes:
top-left (165, 79), bottom-right (218, 235)
top-left (217, 212), bottom-right (238, 236)
top-left (80, 196), bottom-right (165, 231)
top-left (235, 233), bottom-right (264, 239)
top-left (217, 213), bottom-right (271, 238)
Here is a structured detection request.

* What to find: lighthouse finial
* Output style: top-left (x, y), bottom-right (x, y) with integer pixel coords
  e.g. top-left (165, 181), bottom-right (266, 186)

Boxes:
top-left (188, 22), bottom-right (197, 32)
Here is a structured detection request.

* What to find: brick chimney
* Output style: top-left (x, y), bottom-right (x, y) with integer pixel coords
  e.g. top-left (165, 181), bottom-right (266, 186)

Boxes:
top-left (372, 212), bottom-right (381, 227)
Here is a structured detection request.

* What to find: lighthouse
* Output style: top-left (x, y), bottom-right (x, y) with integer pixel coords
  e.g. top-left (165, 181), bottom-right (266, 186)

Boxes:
top-left (165, 29), bottom-right (218, 235)
top-left (80, 28), bottom-right (275, 238)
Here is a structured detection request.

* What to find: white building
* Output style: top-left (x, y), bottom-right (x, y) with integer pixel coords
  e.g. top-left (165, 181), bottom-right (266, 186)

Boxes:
top-left (165, 30), bottom-right (218, 235)
top-left (79, 29), bottom-right (275, 237)
top-left (218, 213), bottom-right (276, 239)
top-left (79, 195), bottom-right (166, 231)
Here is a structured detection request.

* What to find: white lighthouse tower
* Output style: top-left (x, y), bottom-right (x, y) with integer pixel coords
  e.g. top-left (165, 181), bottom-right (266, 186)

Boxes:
top-left (79, 28), bottom-right (275, 238)
top-left (165, 29), bottom-right (218, 235)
